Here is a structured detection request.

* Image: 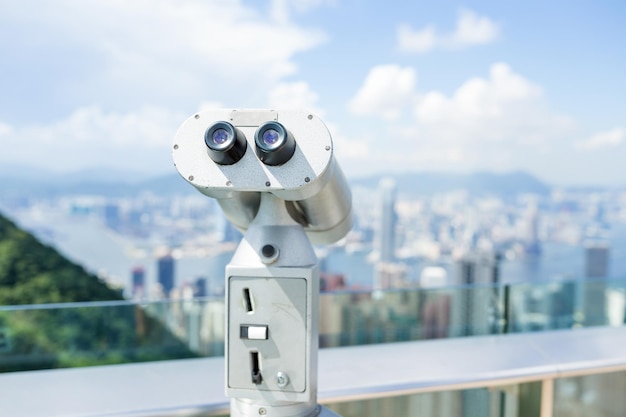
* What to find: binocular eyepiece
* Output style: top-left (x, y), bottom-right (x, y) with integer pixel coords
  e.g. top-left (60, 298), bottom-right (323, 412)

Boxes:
top-left (204, 120), bottom-right (296, 167)
top-left (204, 121), bottom-right (247, 165)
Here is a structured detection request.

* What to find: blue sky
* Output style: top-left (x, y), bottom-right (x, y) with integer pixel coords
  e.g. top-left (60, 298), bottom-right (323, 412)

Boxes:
top-left (0, 0), bottom-right (624, 186)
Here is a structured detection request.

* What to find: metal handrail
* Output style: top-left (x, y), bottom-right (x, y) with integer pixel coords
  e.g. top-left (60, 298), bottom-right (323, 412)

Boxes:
top-left (2, 326), bottom-right (626, 417)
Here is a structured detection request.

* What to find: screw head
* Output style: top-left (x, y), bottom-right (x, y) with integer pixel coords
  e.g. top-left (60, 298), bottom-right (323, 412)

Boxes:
top-left (276, 371), bottom-right (289, 388)
top-left (259, 408), bottom-right (267, 415)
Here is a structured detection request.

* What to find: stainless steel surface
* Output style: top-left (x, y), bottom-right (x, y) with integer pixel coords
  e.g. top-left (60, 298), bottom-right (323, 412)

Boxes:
top-left (3, 326), bottom-right (626, 416)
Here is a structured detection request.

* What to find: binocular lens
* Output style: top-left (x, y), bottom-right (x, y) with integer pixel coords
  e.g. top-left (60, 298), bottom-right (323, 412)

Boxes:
top-left (255, 121), bottom-right (296, 166)
top-left (261, 129), bottom-right (281, 147)
top-left (205, 121), bottom-right (247, 165)
top-left (211, 128), bottom-right (232, 146)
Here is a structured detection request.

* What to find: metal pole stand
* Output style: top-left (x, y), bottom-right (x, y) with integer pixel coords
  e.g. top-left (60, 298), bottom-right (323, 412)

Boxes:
top-left (225, 194), bottom-right (342, 417)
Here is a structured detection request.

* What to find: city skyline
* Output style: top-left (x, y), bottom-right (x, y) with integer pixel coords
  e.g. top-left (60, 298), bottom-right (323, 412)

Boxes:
top-left (0, 1), bottom-right (625, 186)
top-left (4, 173), bottom-right (620, 297)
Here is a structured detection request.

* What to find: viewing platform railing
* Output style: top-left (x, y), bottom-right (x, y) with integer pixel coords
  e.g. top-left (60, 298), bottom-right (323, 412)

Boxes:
top-left (1, 277), bottom-right (626, 416)
top-left (1, 277), bottom-right (624, 372)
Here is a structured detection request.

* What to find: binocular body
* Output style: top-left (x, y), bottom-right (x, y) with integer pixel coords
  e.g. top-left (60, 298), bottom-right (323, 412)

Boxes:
top-left (172, 109), bottom-right (352, 244)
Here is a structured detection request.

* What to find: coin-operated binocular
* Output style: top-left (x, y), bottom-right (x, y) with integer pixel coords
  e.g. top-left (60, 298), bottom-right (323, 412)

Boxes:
top-left (173, 109), bottom-right (351, 417)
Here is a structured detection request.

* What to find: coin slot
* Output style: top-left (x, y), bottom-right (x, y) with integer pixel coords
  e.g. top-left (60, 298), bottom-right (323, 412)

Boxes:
top-left (250, 351), bottom-right (262, 385)
top-left (243, 288), bottom-right (253, 313)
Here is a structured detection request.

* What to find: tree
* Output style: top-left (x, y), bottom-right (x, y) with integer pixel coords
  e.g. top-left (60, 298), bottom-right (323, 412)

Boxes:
top-left (0, 213), bottom-right (196, 372)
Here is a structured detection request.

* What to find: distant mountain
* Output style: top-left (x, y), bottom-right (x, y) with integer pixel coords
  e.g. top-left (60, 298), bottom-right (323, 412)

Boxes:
top-left (0, 164), bottom-right (161, 184)
top-left (0, 213), bottom-right (195, 372)
top-left (0, 171), bottom-right (195, 200)
top-left (351, 171), bottom-right (551, 197)
top-left (0, 168), bottom-right (552, 199)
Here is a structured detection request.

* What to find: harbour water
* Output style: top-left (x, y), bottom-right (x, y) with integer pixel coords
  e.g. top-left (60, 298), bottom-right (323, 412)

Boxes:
top-left (15, 214), bottom-right (626, 297)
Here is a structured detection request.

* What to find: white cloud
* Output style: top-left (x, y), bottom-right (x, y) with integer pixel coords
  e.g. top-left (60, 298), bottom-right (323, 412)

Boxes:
top-left (0, 0), bottom-right (328, 111)
top-left (197, 101), bottom-right (224, 111)
top-left (397, 9), bottom-right (499, 53)
top-left (0, 0), bottom-right (335, 175)
top-left (397, 25), bottom-right (437, 53)
top-left (575, 127), bottom-right (625, 151)
top-left (0, 122), bottom-right (13, 136)
top-left (268, 81), bottom-right (323, 116)
top-left (342, 62), bottom-right (581, 177)
top-left (0, 106), bottom-right (183, 173)
top-left (415, 63), bottom-right (572, 144)
top-left (452, 9), bottom-right (500, 46)
top-left (270, 0), bottom-right (335, 24)
top-left (40, 106), bottom-right (180, 148)
top-left (347, 65), bottom-right (417, 120)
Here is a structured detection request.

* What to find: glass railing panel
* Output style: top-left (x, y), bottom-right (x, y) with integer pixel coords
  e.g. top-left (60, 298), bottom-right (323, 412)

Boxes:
top-left (505, 280), bottom-right (580, 333)
top-left (505, 278), bottom-right (626, 333)
top-left (554, 370), bottom-right (626, 417)
top-left (326, 387), bottom-right (504, 417)
top-left (2, 277), bottom-right (626, 373)
top-left (319, 285), bottom-right (506, 348)
top-left (320, 277), bottom-right (626, 348)
top-left (0, 298), bottom-right (224, 372)
top-left (141, 298), bottom-right (225, 357)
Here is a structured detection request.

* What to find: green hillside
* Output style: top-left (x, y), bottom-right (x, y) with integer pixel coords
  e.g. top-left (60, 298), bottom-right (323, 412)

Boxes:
top-left (0, 213), bottom-right (196, 372)
top-left (0, 214), bottom-right (122, 305)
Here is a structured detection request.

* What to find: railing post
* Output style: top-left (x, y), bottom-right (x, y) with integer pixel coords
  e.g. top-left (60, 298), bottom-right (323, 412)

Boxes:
top-left (540, 378), bottom-right (554, 417)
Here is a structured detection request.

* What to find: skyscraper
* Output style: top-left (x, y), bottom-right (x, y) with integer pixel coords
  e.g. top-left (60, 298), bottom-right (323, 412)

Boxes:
top-left (374, 178), bottom-right (404, 290)
top-left (450, 251), bottom-right (501, 337)
top-left (585, 242), bottom-right (609, 278)
top-left (454, 251), bottom-right (501, 286)
top-left (157, 253), bottom-right (175, 298)
top-left (131, 266), bottom-right (145, 299)
top-left (377, 178), bottom-right (397, 263)
top-left (584, 242), bottom-right (610, 326)
top-left (524, 204), bottom-right (541, 255)
top-left (194, 277), bottom-right (208, 297)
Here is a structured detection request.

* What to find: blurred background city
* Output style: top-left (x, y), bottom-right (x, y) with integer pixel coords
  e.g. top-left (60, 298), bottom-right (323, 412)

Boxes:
top-left (0, 169), bottom-right (620, 300)
top-left (1, 1), bottom-right (625, 416)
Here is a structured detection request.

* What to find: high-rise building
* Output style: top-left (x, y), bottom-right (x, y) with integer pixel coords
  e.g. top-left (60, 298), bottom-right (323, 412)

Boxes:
top-left (373, 179), bottom-right (406, 290)
top-left (524, 204), bottom-right (541, 255)
top-left (584, 242), bottom-right (610, 326)
top-left (377, 178), bottom-right (397, 263)
top-left (454, 251), bottom-right (501, 286)
top-left (194, 277), bottom-right (208, 297)
top-left (157, 254), bottom-right (175, 298)
top-left (131, 266), bottom-right (145, 299)
top-left (585, 242), bottom-right (609, 278)
top-left (449, 251), bottom-right (501, 337)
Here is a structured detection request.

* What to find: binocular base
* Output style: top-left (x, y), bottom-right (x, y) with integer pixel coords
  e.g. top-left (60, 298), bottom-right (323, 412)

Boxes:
top-left (230, 399), bottom-right (341, 417)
